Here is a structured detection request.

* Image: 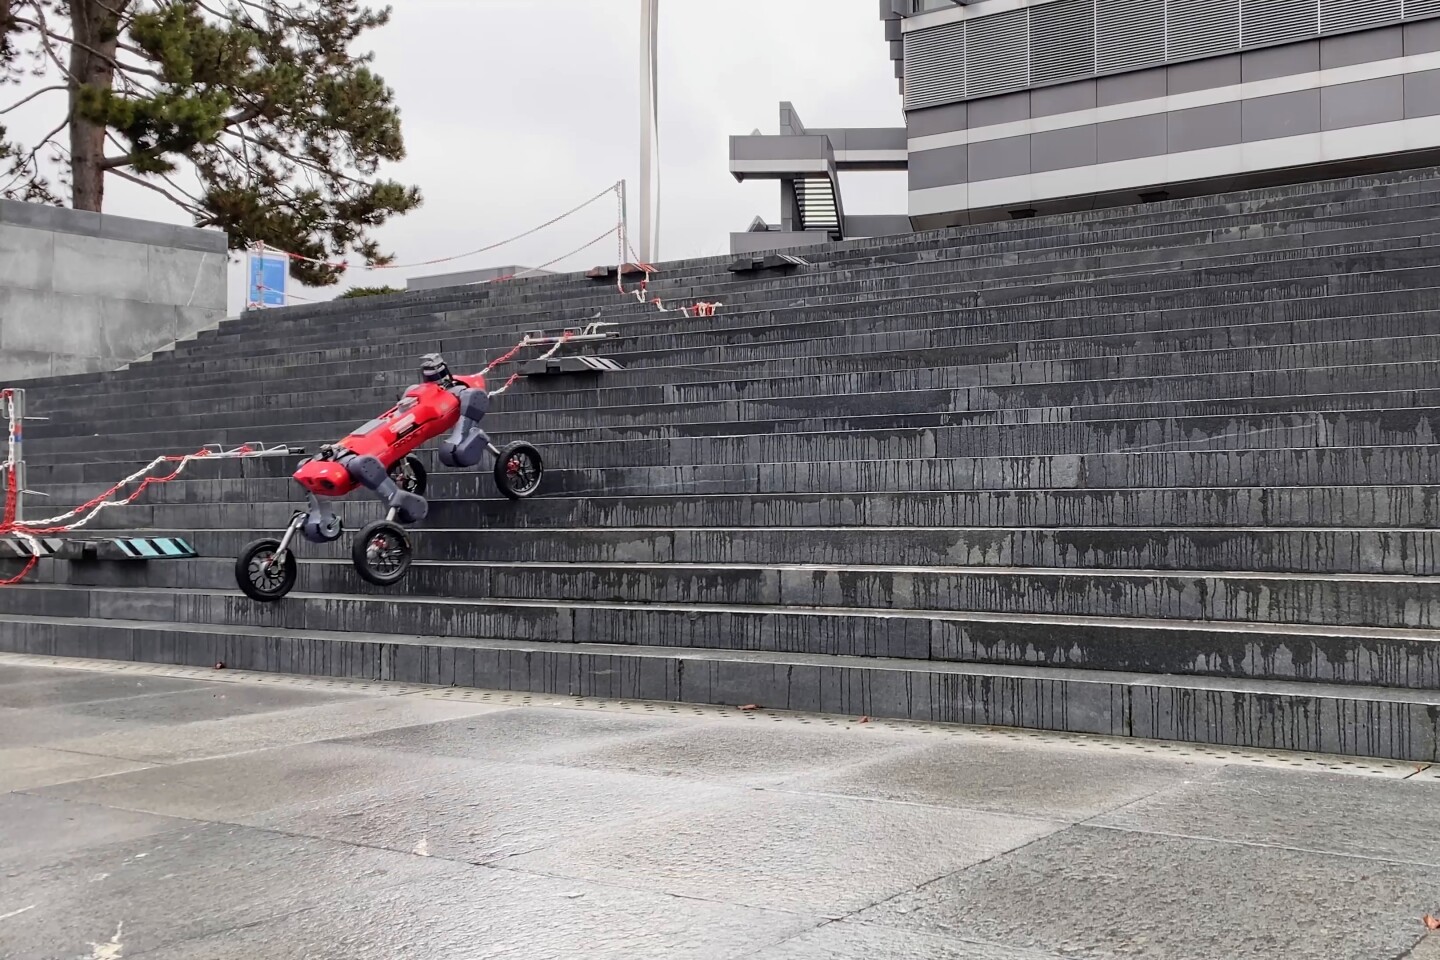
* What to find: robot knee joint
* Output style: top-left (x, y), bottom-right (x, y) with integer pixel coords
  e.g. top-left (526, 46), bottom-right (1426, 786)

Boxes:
top-left (440, 429), bottom-right (489, 469)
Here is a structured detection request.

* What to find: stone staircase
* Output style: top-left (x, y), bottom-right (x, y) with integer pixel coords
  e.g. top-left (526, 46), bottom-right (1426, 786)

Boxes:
top-left (6, 167), bottom-right (1440, 759)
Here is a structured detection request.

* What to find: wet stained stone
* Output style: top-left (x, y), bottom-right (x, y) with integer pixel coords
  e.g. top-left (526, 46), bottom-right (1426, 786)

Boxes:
top-left (1092, 764), bottom-right (1440, 865)
top-left (131, 859), bottom-right (816, 960)
top-left (32, 742), bottom-right (479, 822)
top-left (860, 825), bottom-right (1440, 960)
top-left (537, 718), bottom-right (923, 785)
top-left (253, 760), bottom-right (737, 865)
top-left (331, 705), bottom-right (684, 762)
top-left (749, 921), bottom-right (1080, 960)
top-left (505, 791), bottom-right (1063, 914)
top-left (0, 746), bottom-right (153, 793)
top-left (783, 737), bottom-right (1207, 821)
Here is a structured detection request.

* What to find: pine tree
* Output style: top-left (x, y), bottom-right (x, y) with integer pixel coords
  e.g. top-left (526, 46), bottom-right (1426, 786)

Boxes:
top-left (0, 1), bottom-right (421, 285)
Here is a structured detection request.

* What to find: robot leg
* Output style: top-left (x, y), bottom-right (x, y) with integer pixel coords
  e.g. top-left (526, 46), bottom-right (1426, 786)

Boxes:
top-left (346, 454), bottom-right (429, 524)
top-left (438, 387), bottom-right (492, 469)
top-left (299, 492), bottom-right (344, 544)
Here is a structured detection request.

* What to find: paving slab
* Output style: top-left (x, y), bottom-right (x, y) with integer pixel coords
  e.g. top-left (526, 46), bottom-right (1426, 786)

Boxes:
top-left (538, 717), bottom-right (923, 785)
top-left (749, 921), bottom-right (1080, 960)
top-left (31, 741), bottom-right (482, 822)
top-left (505, 790), bottom-right (1064, 915)
top-left (782, 735), bottom-right (1208, 821)
top-left (1091, 764), bottom-right (1440, 866)
top-left (130, 858), bottom-right (818, 960)
top-left (333, 705), bottom-right (688, 763)
top-left (859, 825), bottom-right (1440, 960)
top-left (254, 759), bottom-right (737, 865)
top-left (0, 746), bottom-right (154, 793)
top-left (0, 672), bottom-right (209, 709)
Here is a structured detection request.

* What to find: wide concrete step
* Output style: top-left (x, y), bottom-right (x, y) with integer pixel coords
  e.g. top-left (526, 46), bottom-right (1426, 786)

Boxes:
top-left (38, 521), bottom-right (1440, 575)
top-left (35, 302), bottom-right (1440, 425)
top-left (24, 405), bottom-right (1440, 471)
top-left (5, 559), bottom-right (1439, 629)
top-left (33, 481), bottom-right (1440, 531)
top-left (94, 250), bottom-right (1440, 383)
top-left (19, 443), bottom-right (1440, 491)
top-left (181, 223), bottom-right (1440, 362)
top-left (3, 612), bottom-right (1436, 759)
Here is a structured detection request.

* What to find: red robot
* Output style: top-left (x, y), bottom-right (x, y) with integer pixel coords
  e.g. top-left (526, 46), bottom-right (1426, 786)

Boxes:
top-left (235, 353), bottom-right (543, 602)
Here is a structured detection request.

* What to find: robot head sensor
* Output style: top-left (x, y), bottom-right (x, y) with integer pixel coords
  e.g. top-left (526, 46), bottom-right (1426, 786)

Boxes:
top-left (420, 353), bottom-right (450, 384)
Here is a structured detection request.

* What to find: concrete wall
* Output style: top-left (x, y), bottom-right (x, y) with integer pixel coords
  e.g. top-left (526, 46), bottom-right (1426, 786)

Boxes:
top-left (0, 200), bottom-right (228, 381)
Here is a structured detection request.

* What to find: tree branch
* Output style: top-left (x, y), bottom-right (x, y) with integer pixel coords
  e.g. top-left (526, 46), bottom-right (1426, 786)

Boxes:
top-left (108, 165), bottom-right (204, 215)
top-left (0, 83), bottom-right (65, 115)
top-left (11, 14), bottom-right (168, 81)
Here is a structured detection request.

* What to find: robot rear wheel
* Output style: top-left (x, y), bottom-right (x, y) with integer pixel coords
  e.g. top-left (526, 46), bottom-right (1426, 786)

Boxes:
top-left (389, 455), bottom-right (428, 497)
top-left (494, 441), bottom-right (544, 500)
top-left (236, 538), bottom-right (298, 602)
top-left (352, 520), bottom-right (414, 586)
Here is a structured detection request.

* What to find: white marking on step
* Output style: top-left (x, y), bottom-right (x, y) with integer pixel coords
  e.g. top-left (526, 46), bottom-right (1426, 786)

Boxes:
top-left (88, 921), bottom-right (123, 959)
top-left (413, 837), bottom-right (430, 857)
top-left (0, 905), bottom-right (35, 922)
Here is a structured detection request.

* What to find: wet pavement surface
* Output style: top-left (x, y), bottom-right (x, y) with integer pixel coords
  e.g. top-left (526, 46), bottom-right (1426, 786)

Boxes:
top-left (3, 654), bottom-right (1440, 959)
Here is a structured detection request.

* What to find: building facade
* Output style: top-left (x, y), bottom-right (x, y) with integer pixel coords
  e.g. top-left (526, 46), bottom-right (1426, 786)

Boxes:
top-left (731, 0), bottom-right (1440, 250)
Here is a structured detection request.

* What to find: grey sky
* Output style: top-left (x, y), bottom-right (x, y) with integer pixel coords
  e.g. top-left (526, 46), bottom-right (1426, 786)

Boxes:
top-left (6, 0), bottom-right (906, 312)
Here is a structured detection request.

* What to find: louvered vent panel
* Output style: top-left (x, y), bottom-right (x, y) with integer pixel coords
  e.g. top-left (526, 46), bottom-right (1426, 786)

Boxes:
top-left (1166, 0), bottom-right (1241, 59)
top-left (903, 22), bottom-right (966, 110)
top-left (1405, 0), bottom-right (1440, 18)
top-left (1029, 0), bottom-right (1095, 85)
top-left (1320, 0), bottom-right (1401, 33)
top-left (1241, 0), bottom-right (1316, 46)
top-left (1096, 0), bottom-right (1165, 73)
top-left (965, 8), bottom-right (1029, 98)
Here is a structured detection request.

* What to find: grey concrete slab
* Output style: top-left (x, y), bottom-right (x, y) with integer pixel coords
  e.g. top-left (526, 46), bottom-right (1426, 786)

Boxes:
top-left (334, 705), bottom-right (685, 762)
top-left (785, 736), bottom-right (1205, 821)
top-left (49, 694), bottom-right (510, 764)
top-left (505, 791), bottom-right (1063, 914)
top-left (0, 793), bottom-right (179, 874)
top-left (0, 704), bottom-right (166, 749)
top-left (0, 746), bottom-right (153, 793)
top-left (32, 742), bottom-right (478, 821)
top-left (254, 759), bottom-right (735, 865)
top-left (57, 682), bottom-right (364, 726)
top-left (133, 858), bottom-right (816, 960)
top-left (0, 820), bottom-right (458, 960)
top-left (861, 825), bottom-right (1440, 960)
top-left (539, 718), bottom-right (921, 785)
top-left (0, 672), bottom-right (208, 709)
top-left (750, 921), bottom-right (1078, 960)
top-left (1092, 764), bottom-right (1440, 865)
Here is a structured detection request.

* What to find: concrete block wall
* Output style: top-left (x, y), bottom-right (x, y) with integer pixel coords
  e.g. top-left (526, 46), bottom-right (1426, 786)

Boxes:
top-left (0, 200), bottom-right (228, 381)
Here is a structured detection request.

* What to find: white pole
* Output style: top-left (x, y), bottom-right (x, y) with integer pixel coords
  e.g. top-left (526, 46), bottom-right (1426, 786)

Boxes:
top-left (639, 0), bottom-right (660, 264)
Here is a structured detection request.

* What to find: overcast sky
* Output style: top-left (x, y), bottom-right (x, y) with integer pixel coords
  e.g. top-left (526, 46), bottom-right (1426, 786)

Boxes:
top-left (6, 0), bottom-right (907, 312)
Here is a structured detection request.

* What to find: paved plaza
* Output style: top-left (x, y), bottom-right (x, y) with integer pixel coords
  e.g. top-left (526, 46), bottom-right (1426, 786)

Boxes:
top-left (3, 653), bottom-right (1440, 959)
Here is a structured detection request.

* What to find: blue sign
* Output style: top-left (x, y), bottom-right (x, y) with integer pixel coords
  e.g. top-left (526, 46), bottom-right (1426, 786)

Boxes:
top-left (248, 251), bottom-right (288, 307)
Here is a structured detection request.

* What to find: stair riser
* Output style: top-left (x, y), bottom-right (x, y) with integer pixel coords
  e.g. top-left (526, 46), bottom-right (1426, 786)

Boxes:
top-left (28, 518), bottom-right (1440, 575)
top-left (26, 408), bottom-right (1440, 467)
top-left (20, 444), bottom-right (1440, 491)
top-left (2, 619), bottom-right (1437, 762)
top-left (39, 484), bottom-right (1440, 533)
top-left (4, 570), bottom-right (1436, 628)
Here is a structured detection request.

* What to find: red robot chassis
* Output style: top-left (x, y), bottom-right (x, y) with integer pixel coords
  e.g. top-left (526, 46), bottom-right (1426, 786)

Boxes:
top-left (235, 353), bottom-right (543, 602)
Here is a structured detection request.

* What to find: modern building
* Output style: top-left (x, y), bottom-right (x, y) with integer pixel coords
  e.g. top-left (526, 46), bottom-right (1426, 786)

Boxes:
top-left (731, 0), bottom-right (1440, 250)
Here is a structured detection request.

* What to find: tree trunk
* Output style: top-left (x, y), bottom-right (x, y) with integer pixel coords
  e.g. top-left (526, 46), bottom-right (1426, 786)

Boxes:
top-left (67, 0), bottom-right (119, 212)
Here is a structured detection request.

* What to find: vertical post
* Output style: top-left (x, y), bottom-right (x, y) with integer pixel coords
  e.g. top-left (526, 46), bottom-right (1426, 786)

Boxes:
top-left (6, 388), bottom-right (23, 524)
top-left (639, 0), bottom-right (660, 264)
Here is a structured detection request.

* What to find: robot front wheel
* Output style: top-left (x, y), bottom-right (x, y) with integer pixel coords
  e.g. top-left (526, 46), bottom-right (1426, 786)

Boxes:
top-left (494, 441), bottom-right (544, 500)
top-left (236, 538), bottom-right (298, 603)
top-left (352, 519), bottom-right (414, 586)
top-left (389, 455), bottom-right (428, 497)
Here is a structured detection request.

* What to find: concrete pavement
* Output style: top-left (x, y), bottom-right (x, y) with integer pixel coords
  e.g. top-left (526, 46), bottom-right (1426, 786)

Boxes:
top-left (2, 652), bottom-right (1440, 959)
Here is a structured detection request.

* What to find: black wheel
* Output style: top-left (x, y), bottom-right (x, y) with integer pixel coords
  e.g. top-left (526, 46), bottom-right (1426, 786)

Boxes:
top-left (235, 538), bottom-right (297, 602)
top-left (494, 441), bottom-right (543, 500)
top-left (352, 520), bottom-right (413, 586)
top-left (389, 455), bottom-right (428, 496)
